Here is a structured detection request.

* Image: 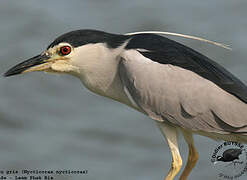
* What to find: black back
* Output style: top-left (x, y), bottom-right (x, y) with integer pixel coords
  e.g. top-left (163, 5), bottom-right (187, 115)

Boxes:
top-left (126, 33), bottom-right (247, 104)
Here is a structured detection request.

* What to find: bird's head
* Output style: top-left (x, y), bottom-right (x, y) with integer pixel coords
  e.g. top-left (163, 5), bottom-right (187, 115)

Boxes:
top-left (4, 30), bottom-right (129, 78)
top-left (4, 42), bottom-right (78, 77)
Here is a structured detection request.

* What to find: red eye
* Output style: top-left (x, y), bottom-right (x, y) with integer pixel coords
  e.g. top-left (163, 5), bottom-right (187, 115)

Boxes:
top-left (59, 46), bottom-right (71, 56)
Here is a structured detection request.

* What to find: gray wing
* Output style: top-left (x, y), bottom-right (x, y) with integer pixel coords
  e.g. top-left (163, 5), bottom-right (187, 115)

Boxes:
top-left (119, 50), bottom-right (247, 134)
top-left (126, 34), bottom-right (247, 104)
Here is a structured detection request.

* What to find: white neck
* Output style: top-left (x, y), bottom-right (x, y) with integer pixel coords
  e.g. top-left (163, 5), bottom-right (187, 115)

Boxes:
top-left (71, 43), bottom-right (133, 107)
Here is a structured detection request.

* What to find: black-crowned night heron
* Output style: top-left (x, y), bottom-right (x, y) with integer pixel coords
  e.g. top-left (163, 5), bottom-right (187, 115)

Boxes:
top-left (4, 29), bottom-right (247, 180)
top-left (216, 148), bottom-right (242, 163)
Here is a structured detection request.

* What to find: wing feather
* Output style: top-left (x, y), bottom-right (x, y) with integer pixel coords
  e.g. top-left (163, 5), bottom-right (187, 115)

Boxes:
top-left (119, 50), bottom-right (247, 134)
top-left (125, 34), bottom-right (247, 104)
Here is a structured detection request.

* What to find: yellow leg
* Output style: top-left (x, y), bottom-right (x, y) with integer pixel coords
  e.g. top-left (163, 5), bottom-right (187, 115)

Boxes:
top-left (179, 130), bottom-right (199, 180)
top-left (157, 122), bottom-right (183, 180)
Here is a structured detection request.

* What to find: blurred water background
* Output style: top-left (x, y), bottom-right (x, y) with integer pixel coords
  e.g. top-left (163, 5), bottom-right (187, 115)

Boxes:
top-left (0, 0), bottom-right (247, 179)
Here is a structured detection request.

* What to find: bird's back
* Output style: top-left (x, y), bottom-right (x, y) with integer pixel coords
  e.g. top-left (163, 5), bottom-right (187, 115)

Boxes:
top-left (125, 34), bottom-right (247, 104)
top-left (120, 34), bottom-right (247, 136)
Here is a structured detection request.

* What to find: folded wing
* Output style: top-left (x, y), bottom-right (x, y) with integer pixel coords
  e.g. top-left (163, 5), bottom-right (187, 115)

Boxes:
top-left (119, 49), bottom-right (247, 134)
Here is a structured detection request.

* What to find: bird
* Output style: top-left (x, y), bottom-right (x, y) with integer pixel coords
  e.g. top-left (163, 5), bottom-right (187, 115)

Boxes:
top-left (217, 148), bottom-right (242, 162)
top-left (4, 29), bottom-right (247, 180)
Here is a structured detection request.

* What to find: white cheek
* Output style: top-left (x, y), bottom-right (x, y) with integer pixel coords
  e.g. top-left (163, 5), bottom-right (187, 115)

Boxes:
top-left (70, 45), bottom-right (102, 67)
top-left (51, 60), bottom-right (79, 73)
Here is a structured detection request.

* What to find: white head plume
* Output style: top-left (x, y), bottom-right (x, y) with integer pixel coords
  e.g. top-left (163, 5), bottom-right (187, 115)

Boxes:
top-left (125, 31), bottom-right (231, 50)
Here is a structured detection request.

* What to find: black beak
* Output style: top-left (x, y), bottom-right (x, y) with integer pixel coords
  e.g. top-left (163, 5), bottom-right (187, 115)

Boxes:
top-left (4, 54), bottom-right (50, 77)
